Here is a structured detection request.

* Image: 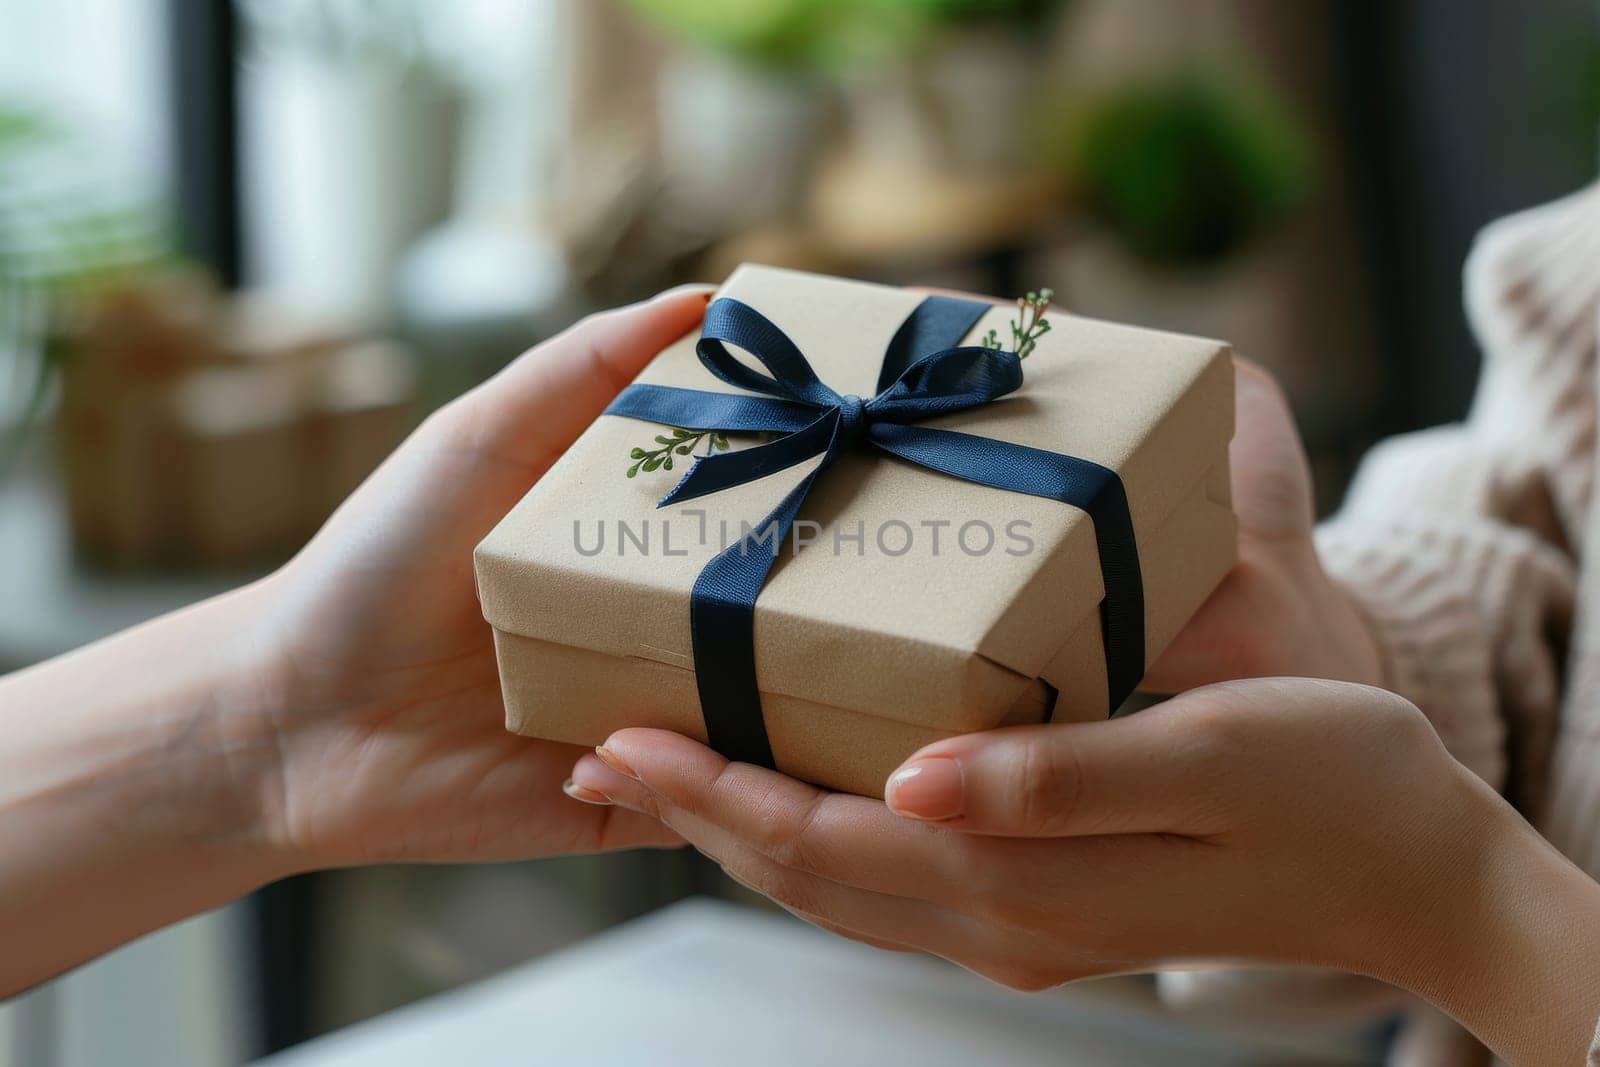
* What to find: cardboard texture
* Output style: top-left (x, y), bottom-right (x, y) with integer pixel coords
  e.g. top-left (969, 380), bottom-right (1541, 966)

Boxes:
top-left (476, 265), bottom-right (1236, 796)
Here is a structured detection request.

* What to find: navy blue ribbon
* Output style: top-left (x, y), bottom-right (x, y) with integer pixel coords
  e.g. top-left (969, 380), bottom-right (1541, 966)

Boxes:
top-left (604, 295), bottom-right (1144, 769)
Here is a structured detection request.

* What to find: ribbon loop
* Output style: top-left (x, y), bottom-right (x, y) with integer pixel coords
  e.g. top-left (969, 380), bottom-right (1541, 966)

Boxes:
top-left (697, 298), bottom-right (840, 409)
top-left (867, 345), bottom-right (1023, 424)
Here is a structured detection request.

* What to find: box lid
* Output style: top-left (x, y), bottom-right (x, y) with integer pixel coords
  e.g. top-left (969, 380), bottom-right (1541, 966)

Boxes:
top-left (474, 265), bottom-right (1232, 732)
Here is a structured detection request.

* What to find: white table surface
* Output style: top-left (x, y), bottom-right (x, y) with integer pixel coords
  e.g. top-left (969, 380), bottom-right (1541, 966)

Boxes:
top-left (257, 899), bottom-right (1377, 1067)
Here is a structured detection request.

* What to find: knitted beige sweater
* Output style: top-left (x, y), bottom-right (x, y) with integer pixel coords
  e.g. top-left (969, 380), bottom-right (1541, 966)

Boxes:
top-left (1246, 183), bottom-right (1600, 1063)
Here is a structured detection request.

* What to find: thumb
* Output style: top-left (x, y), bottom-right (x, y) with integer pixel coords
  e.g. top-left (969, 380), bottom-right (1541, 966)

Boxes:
top-left (883, 703), bottom-right (1222, 838)
top-left (471, 284), bottom-right (714, 454)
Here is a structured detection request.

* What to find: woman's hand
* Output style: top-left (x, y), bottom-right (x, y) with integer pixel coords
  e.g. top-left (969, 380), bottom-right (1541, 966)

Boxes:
top-left (238, 288), bottom-right (714, 869)
top-left (1143, 360), bottom-right (1382, 692)
top-left (569, 679), bottom-right (1600, 1064)
top-left (0, 288), bottom-right (706, 994)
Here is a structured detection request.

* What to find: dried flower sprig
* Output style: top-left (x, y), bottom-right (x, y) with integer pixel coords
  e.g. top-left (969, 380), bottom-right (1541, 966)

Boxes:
top-left (624, 288), bottom-right (1054, 476)
top-left (978, 287), bottom-right (1053, 360)
top-left (627, 426), bottom-right (729, 478)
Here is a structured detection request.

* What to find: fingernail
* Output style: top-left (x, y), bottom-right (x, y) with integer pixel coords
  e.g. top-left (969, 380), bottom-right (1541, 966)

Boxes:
top-left (885, 757), bottom-right (964, 821)
top-left (596, 745), bottom-right (639, 781)
top-left (563, 778), bottom-right (612, 805)
top-left (656, 282), bottom-right (716, 303)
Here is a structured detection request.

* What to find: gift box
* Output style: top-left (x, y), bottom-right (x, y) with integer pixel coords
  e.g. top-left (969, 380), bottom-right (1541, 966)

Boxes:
top-left (474, 265), bottom-right (1236, 797)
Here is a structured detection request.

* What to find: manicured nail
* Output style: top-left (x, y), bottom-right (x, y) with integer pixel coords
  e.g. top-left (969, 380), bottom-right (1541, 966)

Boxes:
top-left (885, 757), bottom-right (964, 821)
top-left (596, 745), bottom-right (639, 781)
top-left (656, 283), bottom-right (716, 303)
top-left (563, 778), bottom-right (612, 805)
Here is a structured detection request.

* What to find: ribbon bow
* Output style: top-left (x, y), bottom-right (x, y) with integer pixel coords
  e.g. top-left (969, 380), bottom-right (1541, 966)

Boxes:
top-left (605, 294), bottom-right (1144, 770)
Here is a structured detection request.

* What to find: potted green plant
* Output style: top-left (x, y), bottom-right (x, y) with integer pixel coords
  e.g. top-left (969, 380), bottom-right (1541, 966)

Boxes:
top-left (1050, 65), bottom-right (1312, 265)
top-left (1039, 65), bottom-right (1315, 359)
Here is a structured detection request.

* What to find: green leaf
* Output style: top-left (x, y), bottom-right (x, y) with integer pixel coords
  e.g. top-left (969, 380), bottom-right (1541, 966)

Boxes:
top-left (654, 435), bottom-right (673, 445)
top-left (643, 455), bottom-right (664, 472)
top-left (627, 464), bottom-right (639, 478)
top-left (663, 457), bottom-right (674, 470)
top-left (630, 447), bottom-right (646, 459)
top-left (675, 444), bottom-right (693, 454)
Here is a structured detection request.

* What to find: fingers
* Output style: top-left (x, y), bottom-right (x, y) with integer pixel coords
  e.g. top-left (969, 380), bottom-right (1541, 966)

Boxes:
top-left (689, 829), bottom-right (992, 964)
top-left (1228, 356), bottom-right (1316, 540)
top-left (884, 701), bottom-right (1232, 838)
top-left (884, 678), bottom-right (1422, 839)
top-left (568, 750), bottom-right (1028, 978)
top-left (571, 731), bottom-right (993, 904)
top-left (586, 805), bottom-right (689, 853)
top-left (566, 730), bottom-right (1220, 987)
top-left (462, 284), bottom-right (714, 461)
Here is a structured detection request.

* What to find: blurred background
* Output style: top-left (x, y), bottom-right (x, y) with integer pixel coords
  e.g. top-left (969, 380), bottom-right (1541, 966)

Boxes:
top-left (2, 1), bottom-right (1598, 1064)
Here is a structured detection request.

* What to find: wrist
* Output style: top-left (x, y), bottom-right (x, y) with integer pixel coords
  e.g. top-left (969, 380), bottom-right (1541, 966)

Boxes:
top-left (200, 575), bottom-right (309, 882)
top-left (121, 578), bottom-right (304, 888)
top-left (1366, 774), bottom-right (1600, 1064)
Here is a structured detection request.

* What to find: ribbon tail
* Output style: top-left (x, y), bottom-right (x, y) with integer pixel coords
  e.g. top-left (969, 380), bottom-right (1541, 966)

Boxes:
top-left (690, 448), bottom-right (837, 768)
top-left (875, 295), bottom-right (993, 393)
top-left (869, 423), bottom-right (1145, 712)
top-left (661, 408), bottom-right (838, 507)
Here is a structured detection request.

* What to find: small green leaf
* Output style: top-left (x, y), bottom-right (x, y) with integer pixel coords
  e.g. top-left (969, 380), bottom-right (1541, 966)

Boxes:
top-left (627, 465), bottom-right (639, 478)
top-left (676, 444), bottom-right (693, 454)
top-left (630, 447), bottom-right (646, 459)
top-left (663, 457), bottom-right (674, 470)
top-left (654, 435), bottom-right (672, 445)
top-left (643, 455), bottom-right (664, 471)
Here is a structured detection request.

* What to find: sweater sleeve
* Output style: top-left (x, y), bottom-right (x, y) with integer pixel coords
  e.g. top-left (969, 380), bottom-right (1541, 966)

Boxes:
top-left (1316, 429), bottom-right (1575, 806)
top-left (1318, 184), bottom-right (1599, 806)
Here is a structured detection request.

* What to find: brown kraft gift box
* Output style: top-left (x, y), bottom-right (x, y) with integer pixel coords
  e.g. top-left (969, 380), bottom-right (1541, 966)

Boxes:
top-left (474, 265), bottom-right (1237, 797)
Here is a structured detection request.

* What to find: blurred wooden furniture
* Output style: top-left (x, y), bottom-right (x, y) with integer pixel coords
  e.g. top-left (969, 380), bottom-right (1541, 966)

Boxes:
top-left (703, 149), bottom-right (1064, 288)
top-left (56, 275), bottom-right (417, 569)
